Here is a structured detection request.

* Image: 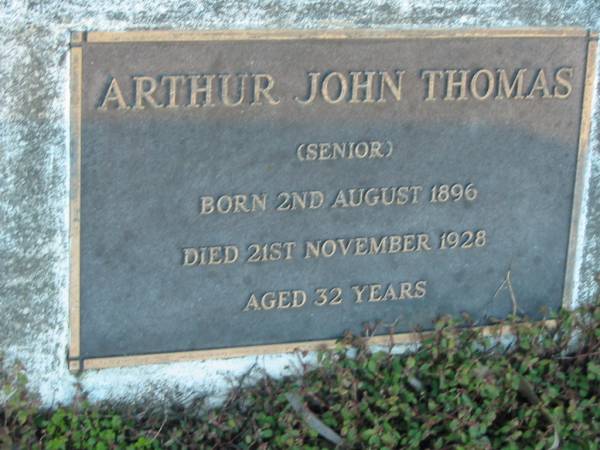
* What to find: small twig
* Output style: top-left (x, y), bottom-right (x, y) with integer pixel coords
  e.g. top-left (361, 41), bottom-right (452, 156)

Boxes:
top-left (506, 270), bottom-right (518, 316)
top-left (150, 413), bottom-right (168, 442)
top-left (285, 393), bottom-right (345, 447)
top-left (363, 321), bottom-right (381, 340)
top-left (223, 361), bottom-right (259, 408)
top-left (493, 269), bottom-right (519, 316)
top-left (363, 316), bottom-right (403, 348)
top-left (517, 377), bottom-right (561, 449)
top-left (555, 350), bottom-right (600, 360)
top-left (380, 316), bottom-right (403, 331)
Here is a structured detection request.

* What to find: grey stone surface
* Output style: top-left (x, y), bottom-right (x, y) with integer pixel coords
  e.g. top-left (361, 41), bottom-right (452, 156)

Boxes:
top-left (1, 0), bottom-right (599, 406)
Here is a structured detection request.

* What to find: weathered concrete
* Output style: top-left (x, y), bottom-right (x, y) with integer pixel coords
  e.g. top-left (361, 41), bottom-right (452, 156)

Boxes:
top-left (1, 0), bottom-right (599, 406)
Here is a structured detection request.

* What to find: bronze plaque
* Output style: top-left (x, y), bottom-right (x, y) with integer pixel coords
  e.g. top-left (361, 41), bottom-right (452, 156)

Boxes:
top-left (69, 29), bottom-right (596, 371)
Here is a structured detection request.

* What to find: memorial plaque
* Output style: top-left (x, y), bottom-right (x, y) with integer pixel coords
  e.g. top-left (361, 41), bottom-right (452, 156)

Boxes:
top-left (68, 29), bottom-right (596, 371)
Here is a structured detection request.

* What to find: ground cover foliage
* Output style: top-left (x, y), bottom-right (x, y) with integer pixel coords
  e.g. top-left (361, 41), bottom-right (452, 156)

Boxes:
top-left (2, 297), bottom-right (600, 449)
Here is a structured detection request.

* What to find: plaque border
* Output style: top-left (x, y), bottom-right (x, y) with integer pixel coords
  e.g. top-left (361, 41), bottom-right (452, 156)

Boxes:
top-left (68, 28), bottom-right (598, 372)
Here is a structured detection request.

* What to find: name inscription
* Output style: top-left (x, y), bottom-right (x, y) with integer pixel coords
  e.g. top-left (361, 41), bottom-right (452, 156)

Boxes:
top-left (70, 30), bottom-right (593, 369)
top-left (98, 67), bottom-right (574, 110)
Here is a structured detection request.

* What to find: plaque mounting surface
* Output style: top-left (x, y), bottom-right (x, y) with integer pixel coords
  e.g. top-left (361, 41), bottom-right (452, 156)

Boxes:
top-left (69, 29), bottom-right (596, 371)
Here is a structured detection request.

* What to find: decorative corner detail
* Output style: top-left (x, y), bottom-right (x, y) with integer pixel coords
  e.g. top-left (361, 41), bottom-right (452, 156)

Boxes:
top-left (68, 355), bottom-right (83, 373)
top-left (70, 31), bottom-right (87, 47)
